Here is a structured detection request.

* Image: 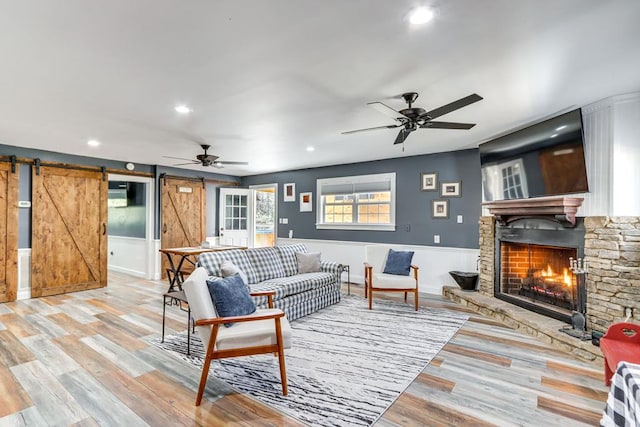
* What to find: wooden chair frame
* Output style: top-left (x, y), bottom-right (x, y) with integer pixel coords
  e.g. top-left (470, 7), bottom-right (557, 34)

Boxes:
top-left (193, 291), bottom-right (288, 406)
top-left (364, 262), bottom-right (419, 311)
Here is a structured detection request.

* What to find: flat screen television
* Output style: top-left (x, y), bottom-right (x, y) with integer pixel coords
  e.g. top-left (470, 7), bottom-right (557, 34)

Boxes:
top-left (479, 108), bottom-right (589, 202)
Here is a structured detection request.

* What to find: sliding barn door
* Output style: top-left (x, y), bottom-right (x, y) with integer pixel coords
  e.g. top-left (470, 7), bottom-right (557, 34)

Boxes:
top-left (0, 162), bottom-right (18, 302)
top-left (31, 166), bottom-right (108, 297)
top-left (160, 177), bottom-right (205, 277)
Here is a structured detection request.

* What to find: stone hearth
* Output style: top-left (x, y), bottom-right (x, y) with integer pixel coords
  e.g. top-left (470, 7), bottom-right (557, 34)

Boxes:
top-left (443, 286), bottom-right (603, 364)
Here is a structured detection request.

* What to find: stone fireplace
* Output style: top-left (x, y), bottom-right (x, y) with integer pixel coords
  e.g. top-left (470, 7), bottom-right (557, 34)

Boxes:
top-left (474, 201), bottom-right (640, 334)
top-left (442, 209), bottom-right (639, 363)
top-left (477, 197), bottom-right (585, 323)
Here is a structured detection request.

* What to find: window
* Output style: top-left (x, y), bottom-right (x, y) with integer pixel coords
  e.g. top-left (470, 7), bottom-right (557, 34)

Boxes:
top-left (316, 173), bottom-right (395, 231)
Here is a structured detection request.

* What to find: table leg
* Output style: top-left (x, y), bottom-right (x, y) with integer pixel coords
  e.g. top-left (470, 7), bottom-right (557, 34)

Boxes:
top-left (164, 253), bottom-right (180, 293)
top-left (187, 307), bottom-right (191, 355)
top-left (161, 296), bottom-right (167, 343)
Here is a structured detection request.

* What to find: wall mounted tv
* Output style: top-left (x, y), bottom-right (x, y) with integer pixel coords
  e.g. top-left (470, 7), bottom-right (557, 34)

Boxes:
top-left (479, 108), bottom-right (589, 202)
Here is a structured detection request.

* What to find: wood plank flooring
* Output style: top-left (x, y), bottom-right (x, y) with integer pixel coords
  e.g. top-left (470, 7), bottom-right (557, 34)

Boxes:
top-left (0, 272), bottom-right (608, 426)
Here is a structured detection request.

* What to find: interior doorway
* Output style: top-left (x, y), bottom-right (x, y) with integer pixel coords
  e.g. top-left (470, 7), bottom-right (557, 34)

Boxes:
top-left (252, 184), bottom-right (277, 248)
top-left (108, 173), bottom-right (155, 279)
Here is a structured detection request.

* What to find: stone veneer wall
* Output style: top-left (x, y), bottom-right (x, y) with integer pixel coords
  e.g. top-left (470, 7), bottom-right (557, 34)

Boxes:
top-left (585, 216), bottom-right (640, 332)
top-left (478, 216), bottom-right (495, 295)
top-left (477, 215), bottom-right (640, 333)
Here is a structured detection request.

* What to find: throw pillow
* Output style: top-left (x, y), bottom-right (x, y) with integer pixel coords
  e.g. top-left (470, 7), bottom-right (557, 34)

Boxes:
top-left (296, 252), bottom-right (321, 273)
top-left (206, 274), bottom-right (256, 327)
top-left (220, 259), bottom-right (249, 287)
top-left (383, 249), bottom-right (414, 276)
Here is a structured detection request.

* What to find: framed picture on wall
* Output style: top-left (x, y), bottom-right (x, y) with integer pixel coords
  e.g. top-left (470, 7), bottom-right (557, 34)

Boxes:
top-left (432, 200), bottom-right (449, 219)
top-left (421, 172), bottom-right (438, 191)
top-left (284, 183), bottom-right (296, 202)
top-left (441, 181), bottom-right (461, 197)
top-left (300, 192), bottom-right (313, 212)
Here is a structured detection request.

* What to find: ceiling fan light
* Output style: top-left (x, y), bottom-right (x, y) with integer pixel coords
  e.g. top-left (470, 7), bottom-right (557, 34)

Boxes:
top-left (409, 7), bottom-right (434, 25)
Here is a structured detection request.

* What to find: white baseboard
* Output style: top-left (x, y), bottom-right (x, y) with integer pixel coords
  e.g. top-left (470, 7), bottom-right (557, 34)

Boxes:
top-left (107, 265), bottom-right (146, 278)
top-left (17, 248), bottom-right (31, 300)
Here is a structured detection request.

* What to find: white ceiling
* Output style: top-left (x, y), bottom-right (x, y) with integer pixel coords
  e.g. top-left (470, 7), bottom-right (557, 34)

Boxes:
top-left (1, 1), bottom-right (639, 176)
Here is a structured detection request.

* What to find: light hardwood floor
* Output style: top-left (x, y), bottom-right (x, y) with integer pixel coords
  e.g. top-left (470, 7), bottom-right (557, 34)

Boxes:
top-left (0, 272), bottom-right (608, 426)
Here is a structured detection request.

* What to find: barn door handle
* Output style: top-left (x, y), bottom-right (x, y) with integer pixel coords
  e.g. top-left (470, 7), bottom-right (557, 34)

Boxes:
top-left (102, 223), bottom-right (106, 235)
top-left (163, 224), bottom-right (167, 233)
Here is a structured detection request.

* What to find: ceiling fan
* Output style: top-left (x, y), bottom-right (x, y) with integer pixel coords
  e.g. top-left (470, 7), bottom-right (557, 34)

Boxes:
top-left (342, 92), bottom-right (483, 145)
top-left (163, 144), bottom-right (248, 168)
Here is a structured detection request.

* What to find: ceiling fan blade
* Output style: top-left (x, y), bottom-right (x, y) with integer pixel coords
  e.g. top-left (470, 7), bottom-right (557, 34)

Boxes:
top-left (368, 102), bottom-right (409, 122)
top-left (163, 155), bottom-right (196, 162)
top-left (393, 127), bottom-right (414, 145)
top-left (421, 121), bottom-right (476, 130)
top-left (342, 124), bottom-right (402, 135)
top-left (421, 93), bottom-right (483, 120)
top-left (214, 161), bottom-right (249, 166)
top-left (172, 162), bottom-right (200, 166)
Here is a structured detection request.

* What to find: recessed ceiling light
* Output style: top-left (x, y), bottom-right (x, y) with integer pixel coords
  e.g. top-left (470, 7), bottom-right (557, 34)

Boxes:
top-left (306, 146), bottom-right (315, 152)
top-left (409, 7), bottom-right (434, 25)
top-left (175, 104), bottom-right (192, 114)
top-left (87, 139), bottom-right (100, 147)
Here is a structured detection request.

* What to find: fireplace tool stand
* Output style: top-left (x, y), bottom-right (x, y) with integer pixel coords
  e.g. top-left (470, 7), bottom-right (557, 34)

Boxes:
top-left (560, 257), bottom-right (592, 341)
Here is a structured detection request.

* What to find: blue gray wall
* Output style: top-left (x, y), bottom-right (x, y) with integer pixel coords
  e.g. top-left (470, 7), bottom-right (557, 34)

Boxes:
top-left (241, 149), bottom-right (482, 249)
top-left (0, 144), bottom-right (239, 247)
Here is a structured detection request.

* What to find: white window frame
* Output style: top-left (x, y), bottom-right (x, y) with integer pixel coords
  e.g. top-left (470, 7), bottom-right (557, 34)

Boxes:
top-left (316, 172), bottom-right (396, 231)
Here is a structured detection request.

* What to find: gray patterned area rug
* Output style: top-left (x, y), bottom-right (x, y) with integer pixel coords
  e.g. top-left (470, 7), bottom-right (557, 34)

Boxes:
top-left (150, 295), bottom-right (468, 426)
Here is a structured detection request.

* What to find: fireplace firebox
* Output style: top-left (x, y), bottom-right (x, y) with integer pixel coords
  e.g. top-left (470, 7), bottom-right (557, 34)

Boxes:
top-left (500, 242), bottom-right (577, 312)
top-left (494, 217), bottom-right (585, 323)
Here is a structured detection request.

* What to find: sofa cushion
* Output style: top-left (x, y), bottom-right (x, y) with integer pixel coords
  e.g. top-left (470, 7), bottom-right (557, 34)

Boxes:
top-left (249, 272), bottom-right (336, 305)
top-left (216, 308), bottom-right (292, 351)
top-left (197, 249), bottom-right (258, 284)
top-left (296, 252), bottom-right (321, 273)
top-left (372, 272), bottom-right (417, 289)
top-left (276, 243), bottom-right (308, 276)
top-left (254, 280), bottom-right (341, 321)
top-left (220, 260), bottom-right (249, 287)
top-left (206, 274), bottom-right (256, 327)
top-left (383, 249), bottom-right (414, 276)
top-left (246, 247), bottom-right (286, 283)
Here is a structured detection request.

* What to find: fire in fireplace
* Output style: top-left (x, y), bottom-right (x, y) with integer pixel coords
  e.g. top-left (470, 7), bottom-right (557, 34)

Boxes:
top-left (499, 242), bottom-right (578, 315)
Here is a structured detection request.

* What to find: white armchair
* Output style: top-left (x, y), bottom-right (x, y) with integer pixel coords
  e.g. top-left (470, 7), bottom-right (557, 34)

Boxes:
top-left (364, 245), bottom-right (419, 311)
top-left (182, 267), bottom-right (292, 406)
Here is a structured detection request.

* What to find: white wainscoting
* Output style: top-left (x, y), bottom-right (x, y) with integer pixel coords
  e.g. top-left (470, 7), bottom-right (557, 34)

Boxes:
top-left (108, 236), bottom-right (149, 278)
top-left (17, 248), bottom-right (31, 300)
top-left (277, 238), bottom-right (479, 295)
top-left (153, 239), bottom-right (162, 281)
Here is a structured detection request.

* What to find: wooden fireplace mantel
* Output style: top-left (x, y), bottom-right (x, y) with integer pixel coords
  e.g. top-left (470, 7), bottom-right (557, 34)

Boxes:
top-left (483, 196), bottom-right (584, 227)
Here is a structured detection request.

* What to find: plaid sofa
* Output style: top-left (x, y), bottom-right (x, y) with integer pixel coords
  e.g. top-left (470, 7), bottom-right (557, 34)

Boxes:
top-left (197, 243), bottom-right (342, 320)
